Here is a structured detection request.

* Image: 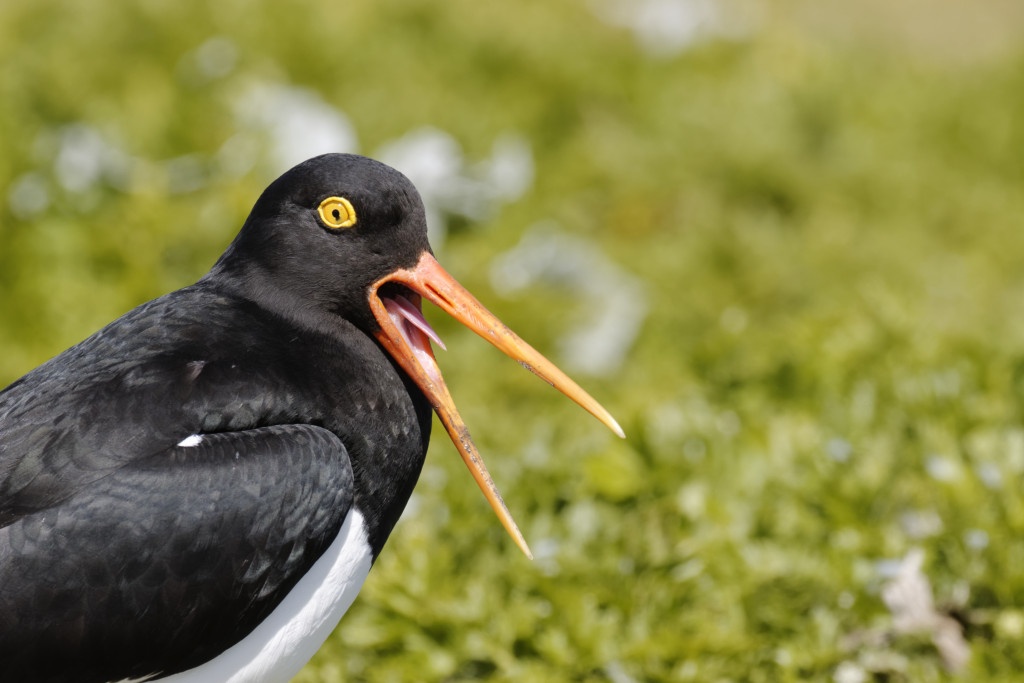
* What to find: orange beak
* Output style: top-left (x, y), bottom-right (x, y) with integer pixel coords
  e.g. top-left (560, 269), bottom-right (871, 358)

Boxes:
top-left (369, 251), bottom-right (624, 559)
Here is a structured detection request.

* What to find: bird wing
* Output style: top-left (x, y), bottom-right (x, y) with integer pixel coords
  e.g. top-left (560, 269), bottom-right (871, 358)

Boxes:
top-left (0, 287), bottom-right (373, 682)
top-left (0, 422), bottom-right (355, 683)
top-left (0, 286), bottom-right (351, 527)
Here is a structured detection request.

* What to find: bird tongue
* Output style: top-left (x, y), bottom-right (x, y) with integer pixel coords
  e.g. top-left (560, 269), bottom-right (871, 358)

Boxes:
top-left (383, 294), bottom-right (447, 351)
top-left (382, 294), bottom-right (447, 389)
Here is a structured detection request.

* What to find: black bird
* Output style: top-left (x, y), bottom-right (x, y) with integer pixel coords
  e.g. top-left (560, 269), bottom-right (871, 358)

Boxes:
top-left (0, 154), bottom-right (622, 683)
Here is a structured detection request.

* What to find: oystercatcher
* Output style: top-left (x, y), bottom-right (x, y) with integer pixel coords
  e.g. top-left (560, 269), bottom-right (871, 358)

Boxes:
top-left (0, 154), bottom-right (622, 682)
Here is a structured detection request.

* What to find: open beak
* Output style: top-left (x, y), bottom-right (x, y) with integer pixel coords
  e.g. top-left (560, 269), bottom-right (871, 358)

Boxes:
top-left (369, 251), bottom-right (624, 559)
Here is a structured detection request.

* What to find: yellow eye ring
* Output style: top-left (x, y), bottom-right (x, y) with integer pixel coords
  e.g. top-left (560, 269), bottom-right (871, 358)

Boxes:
top-left (317, 196), bottom-right (357, 229)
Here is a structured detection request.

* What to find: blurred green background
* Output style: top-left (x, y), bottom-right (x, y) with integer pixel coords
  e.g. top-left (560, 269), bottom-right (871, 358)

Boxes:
top-left (3, 0), bottom-right (1024, 680)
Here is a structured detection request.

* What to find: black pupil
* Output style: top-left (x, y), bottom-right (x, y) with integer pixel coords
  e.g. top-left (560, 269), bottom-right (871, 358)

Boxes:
top-left (332, 209), bottom-right (341, 221)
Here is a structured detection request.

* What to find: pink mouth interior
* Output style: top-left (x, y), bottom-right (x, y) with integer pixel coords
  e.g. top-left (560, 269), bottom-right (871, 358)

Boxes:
top-left (382, 293), bottom-right (448, 388)
top-left (383, 293), bottom-right (446, 350)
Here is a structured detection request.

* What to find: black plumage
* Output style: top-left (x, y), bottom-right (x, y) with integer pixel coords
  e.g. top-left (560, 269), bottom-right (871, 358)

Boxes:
top-left (1, 155), bottom-right (432, 681)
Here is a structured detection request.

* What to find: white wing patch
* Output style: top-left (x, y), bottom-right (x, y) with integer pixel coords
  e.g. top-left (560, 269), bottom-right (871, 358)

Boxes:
top-left (157, 510), bottom-right (372, 683)
top-left (176, 435), bottom-right (203, 448)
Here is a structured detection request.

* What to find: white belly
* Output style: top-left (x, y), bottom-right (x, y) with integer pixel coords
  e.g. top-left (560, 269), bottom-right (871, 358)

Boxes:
top-left (156, 510), bottom-right (372, 683)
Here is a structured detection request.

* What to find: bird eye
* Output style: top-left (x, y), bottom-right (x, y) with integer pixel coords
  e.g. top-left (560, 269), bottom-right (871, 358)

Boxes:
top-left (317, 196), bottom-right (357, 229)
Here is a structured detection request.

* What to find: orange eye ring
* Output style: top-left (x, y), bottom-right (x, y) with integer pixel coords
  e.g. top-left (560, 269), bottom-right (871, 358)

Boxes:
top-left (317, 196), bottom-right (357, 229)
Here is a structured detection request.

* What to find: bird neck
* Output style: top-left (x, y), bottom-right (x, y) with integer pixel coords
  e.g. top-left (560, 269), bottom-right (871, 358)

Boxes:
top-left (203, 253), bottom-right (367, 342)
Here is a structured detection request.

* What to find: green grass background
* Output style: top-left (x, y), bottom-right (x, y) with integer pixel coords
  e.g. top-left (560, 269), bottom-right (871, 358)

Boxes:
top-left (2, 1), bottom-right (1024, 680)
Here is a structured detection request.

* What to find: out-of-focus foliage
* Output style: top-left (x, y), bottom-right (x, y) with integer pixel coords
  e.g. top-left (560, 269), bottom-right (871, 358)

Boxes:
top-left (3, 0), bottom-right (1024, 680)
